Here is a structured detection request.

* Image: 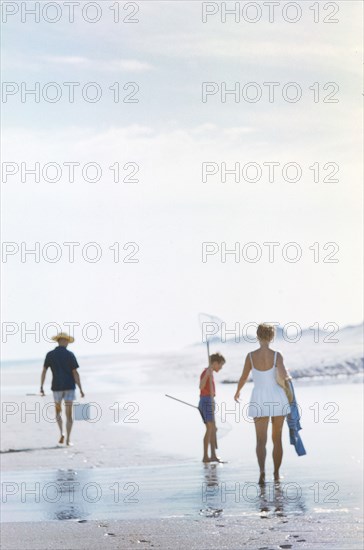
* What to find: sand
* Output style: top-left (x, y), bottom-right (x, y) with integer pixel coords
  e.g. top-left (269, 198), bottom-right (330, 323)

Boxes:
top-left (1, 514), bottom-right (363, 550)
top-left (1, 359), bottom-right (363, 549)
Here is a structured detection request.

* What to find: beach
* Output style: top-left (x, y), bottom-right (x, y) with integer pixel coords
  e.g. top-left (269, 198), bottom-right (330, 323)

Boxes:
top-left (1, 350), bottom-right (363, 549)
top-left (2, 0), bottom-right (363, 546)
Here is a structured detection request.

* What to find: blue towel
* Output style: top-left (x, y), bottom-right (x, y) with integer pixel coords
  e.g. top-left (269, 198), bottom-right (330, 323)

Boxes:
top-left (286, 380), bottom-right (306, 456)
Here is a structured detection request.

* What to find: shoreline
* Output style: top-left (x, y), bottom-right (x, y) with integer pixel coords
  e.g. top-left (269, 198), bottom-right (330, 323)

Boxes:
top-left (1, 376), bottom-right (362, 549)
top-left (221, 371), bottom-right (364, 384)
top-left (2, 460), bottom-right (362, 521)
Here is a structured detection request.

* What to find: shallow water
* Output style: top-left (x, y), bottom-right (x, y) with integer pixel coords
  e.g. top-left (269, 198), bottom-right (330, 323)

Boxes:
top-left (1, 461), bottom-right (361, 523)
top-left (1, 360), bottom-right (362, 528)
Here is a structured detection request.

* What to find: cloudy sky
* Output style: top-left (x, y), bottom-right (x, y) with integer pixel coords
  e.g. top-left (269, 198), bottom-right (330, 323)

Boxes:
top-left (2, 1), bottom-right (362, 360)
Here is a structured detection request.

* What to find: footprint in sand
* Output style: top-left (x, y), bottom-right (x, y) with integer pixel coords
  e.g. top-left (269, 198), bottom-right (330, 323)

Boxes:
top-left (279, 545), bottom-right (292, 549)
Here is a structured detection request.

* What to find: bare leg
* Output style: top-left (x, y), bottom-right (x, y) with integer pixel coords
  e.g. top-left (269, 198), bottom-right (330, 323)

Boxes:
top-left (210, 422), bottom-right (220, 460)
top-left (254, 417), bottom-right (269, 484)
top-left (272, 415), bottom-right (285, 480)
top-left (203, 422), bottom-right (214, 462)
top-left (65, 401), bottom-right (74, 446)
top-left (55, 402), bottom-right (64, 443)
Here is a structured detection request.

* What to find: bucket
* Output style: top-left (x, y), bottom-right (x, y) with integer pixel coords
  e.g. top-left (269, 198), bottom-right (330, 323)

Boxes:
top-left (73, 402), bottom-right (92, 421)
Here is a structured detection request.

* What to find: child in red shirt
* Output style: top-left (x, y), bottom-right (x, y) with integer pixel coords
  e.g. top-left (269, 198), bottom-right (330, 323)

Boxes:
top-left (198, 352), bottom-right (226, 463)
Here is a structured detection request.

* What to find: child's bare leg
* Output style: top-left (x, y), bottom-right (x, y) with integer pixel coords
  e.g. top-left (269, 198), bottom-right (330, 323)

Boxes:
top-left (210, 422), bottom-right (219, 460)
top-left (55, 402), bottom-right (64, 443)
top-left (203, 422), bottom-right (213, 462)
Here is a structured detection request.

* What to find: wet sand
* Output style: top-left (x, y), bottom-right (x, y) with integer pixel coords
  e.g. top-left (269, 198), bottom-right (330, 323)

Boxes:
top-left (1, 359), bottom-right (363, 549)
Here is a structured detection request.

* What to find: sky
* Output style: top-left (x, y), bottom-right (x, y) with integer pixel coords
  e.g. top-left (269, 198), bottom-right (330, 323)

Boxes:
top-left (1, 0), bottom-right (363, 361)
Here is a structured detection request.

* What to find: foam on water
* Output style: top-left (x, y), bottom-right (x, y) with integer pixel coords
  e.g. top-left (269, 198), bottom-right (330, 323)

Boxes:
top-left (1, 323), bottom-right (363, 393)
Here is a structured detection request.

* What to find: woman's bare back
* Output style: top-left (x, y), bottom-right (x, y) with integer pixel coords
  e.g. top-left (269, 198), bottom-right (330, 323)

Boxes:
top-left (250, 348), bottom-right (277, 371)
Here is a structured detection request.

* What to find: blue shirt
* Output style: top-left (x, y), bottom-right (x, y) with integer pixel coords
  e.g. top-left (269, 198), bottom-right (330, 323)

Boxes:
top-left (44, 346), bottom-right (79, 391)
top-left (286, 380), bottom-right (306, 457)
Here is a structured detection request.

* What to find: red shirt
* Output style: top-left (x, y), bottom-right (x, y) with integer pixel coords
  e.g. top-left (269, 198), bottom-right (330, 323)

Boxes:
top-left (200, 368), bottom-right (215, 397)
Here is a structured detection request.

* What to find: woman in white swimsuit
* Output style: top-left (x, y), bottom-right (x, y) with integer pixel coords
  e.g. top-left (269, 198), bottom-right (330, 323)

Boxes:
top-left (234, 323), bottom-right (291, 485)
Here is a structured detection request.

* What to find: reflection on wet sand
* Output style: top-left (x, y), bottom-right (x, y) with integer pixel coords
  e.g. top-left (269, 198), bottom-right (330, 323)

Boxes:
top-left (51, 469), bottom-right (84, 521)
top-left (258, 481), bottom-right (307, 518)
top-left (0, 463), bottom-right (352, 524)
top-left (203, 463), bottom-right (220, 488)
top-left (199, 465), bottom-right (308, 519)
top-left (200, 463), bottom-right (223, 517)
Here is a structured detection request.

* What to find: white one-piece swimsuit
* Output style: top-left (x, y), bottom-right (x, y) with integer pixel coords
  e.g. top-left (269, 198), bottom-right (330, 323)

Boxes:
top-left (247, 351), bottom-right (291, 418)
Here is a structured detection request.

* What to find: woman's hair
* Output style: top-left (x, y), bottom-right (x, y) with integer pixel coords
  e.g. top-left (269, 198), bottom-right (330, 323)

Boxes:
top-left (209, 352), bottom-right (226, 364)
top-left (257, 323), bottom-right (275, 342)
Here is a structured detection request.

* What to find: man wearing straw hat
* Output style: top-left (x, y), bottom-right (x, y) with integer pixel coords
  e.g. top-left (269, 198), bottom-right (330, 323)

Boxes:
top-left (40, 332), bottom-right (84, 446)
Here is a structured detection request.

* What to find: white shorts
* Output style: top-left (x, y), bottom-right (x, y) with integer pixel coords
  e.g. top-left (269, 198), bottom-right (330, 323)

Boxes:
top-left (53, 389), bottom-right (76, 402)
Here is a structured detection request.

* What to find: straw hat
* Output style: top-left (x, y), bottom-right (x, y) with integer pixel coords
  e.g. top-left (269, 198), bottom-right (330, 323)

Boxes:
top-left (51, 332), bottom-right (75, 343)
